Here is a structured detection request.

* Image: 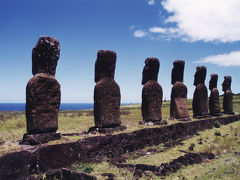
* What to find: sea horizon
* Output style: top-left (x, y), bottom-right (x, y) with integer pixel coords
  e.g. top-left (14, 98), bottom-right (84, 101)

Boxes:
top-left (0, 103), bottom-right (135, 111)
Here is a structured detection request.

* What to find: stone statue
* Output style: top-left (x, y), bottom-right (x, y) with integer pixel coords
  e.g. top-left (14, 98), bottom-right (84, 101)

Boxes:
top-left (192, 66), bottom-right (209, 118)
top-left (141, 57), bottom-right (163, 123)
top-left (94, 50), bottom-right (121, 128)
top-left (222, 76), bottom-right (234, 114)
top-left (170, 60), bottom-right (190, 120)
top-left (26, 36), bottom-right (61, 134)
top-left (209, 74), bottom-right (221, 116)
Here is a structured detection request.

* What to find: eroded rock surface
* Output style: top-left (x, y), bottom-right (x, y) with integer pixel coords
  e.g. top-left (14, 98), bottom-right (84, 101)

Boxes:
top-left (222, 76), bottom-right (234, 115)
top-left (141, 58), bottom-right (163, 123)
top-left (209, 74), bottom-right (221, 116)
top-left (94, 50), bottom-right (121, 128)
top-left (170, 60), bottom-right (190, 120)
top-left (192, 66), bottom-right (208, 118)
top-left (26, 36), bottom-right (61, 134)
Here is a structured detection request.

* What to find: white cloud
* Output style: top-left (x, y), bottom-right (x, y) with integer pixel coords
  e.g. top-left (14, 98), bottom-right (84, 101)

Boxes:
top-left (134, 30), bottom-right (148, 38)
top-left (149, 27), bottom-right (166, 33)
top-left (138, 0), bottom-right (240, 42)
top-left (148, 0), bottom-right (155, 5)
top-left (195, 51), bottom-right (240, 66)
top-left (161, 0), bottom-right (240, 42)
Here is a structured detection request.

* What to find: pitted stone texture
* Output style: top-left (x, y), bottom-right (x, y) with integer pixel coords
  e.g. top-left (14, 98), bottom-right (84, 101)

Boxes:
top-left (22, 132), bottom-right (61, 145)
top-left (95, 50), bottom-right (116, 82)
top-left (170, 60), bottom-right (189, 120)
top-left (171, 60), bottom-right (184, 84)
top-left (192, 66), bottom-right (208, 118)
top-left (209, 89), bottom-right (221, 116)
top-left (174, 98), bottom-right (189, 120)
top-left (94, 50), bottom-right (121, 128)
top-left (26, 36), bottom-right (61, 134)
top-left (26, 74), bottom-right (61, 134)
top-left (142, 58), bottom-right (159, 85)
top-left (222, 76), bottom-right (234, 114)
top-left (141, 58), bottom-right (162, 122)
top-left (32, 36), bottom-right (60, 76)
top-left (142, 81), bottom-right (163, 122)
top-left (94, 78), bottom-right (121, 128)
top-left (209, 74), bottom-right (221, 116)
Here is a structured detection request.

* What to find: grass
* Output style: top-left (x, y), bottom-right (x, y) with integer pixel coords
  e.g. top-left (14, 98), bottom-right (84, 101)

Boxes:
top-left (71, 162), bottom-right (94, 173)
top-left (0, 95), bottom-right (240, 179)
top-left (82, 120), bottom-right (240, 179)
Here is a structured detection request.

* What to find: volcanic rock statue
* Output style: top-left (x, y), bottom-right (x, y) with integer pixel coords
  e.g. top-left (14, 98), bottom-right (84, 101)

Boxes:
top-left (141, 57), bottom-right (163, 124)
top-left (93, 50), bottom-right (123, 131)
top-left (23, 36), bottom-right (61, 145)
top-left (169, 60), bottom-right (190, 121)
top-left (209, 74), bottom-right (221, 116)
top-left (192, 66), bottom-right (209, 118)
top-left (222, 76), bottom-right (234, 115)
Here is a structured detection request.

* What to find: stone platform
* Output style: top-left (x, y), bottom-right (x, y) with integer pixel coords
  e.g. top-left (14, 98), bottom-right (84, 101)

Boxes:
top-left (21, 132), bottom-right (61, 145)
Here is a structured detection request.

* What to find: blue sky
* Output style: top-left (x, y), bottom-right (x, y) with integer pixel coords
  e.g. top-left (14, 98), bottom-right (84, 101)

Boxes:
top-left (0, 0), bottom-right (240, 103)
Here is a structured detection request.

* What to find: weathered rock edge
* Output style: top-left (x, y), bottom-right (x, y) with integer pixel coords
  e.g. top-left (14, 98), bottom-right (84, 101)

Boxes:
top-left (0, 115), bottom-right (239, 180)
top-left (115, 152), bottom-right (214, 177)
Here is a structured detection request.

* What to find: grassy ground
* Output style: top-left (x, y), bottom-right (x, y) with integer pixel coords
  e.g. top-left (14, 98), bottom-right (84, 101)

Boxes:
top-left (0, 95), bottom-right (240, 179)
top-left (71, 120), bottom-right (240, 180)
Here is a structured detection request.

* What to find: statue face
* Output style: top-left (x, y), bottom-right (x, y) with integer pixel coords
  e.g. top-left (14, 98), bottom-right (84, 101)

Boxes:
top-left (94, 50), bottom-right (116, 83)
top-left (193, 70), bottom-right (200, 86)
top-left (222, 80), bottom-right (227, 92)
top-left (171, 60), bottom-right (185, 85)
top-left (141, 58), bottom-right (159, 85)
top-left (209, 74), bottom-right (218, 90)
top-left (141, 64), bottom-right (148, 85)
top-left (32, 36), bottom-right (60, 76)
top-left (194, 66), bottom-right (206, 86)
top-left (94, 59), bottom-right (101, 82)
top-left (222, 76), bottom-right (231, 92)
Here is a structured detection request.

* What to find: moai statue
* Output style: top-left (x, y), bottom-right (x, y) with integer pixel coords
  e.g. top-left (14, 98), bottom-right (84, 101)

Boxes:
top-left (209, 74), bottom-right (221, 116)
top-left (25, 36), bottom-right (61, 139)
top-left (141, 57), bottom-right (163, 123)
top-left (192, 66), bottom-right (209, 118)
top-left (222, 76), bottom-right (234, 114)
top-left (170, 60), bottom-right (190, 121)
top-left (94, 50), bottom-right (121, 129)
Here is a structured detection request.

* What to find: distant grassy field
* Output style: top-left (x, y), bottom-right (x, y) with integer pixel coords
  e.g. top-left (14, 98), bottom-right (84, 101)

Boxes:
top-left (0, 95), bottom-right (240, 179)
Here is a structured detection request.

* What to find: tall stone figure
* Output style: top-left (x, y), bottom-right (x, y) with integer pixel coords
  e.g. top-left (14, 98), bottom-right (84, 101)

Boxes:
top-left (170, 60), bottom-right (190, 120)
top-left (209, 74), bottom-right (221, 116)
top-left (141, 58), bottom-right (163, 123)
top-left (94, 50), bottom-right (121, 128)
top-left (222, 76), bottom-right (234, 114)
top-left (25, 36), bottom-right (61, 135)
top-left (192, 66), bottom-right (208, 118)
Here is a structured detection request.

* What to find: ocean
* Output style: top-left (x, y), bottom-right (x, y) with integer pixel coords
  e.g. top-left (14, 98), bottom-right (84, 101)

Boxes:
top-left (0, 103), bottom-right (132, 111)
top-left (0, 103), bottom-right (94, 111)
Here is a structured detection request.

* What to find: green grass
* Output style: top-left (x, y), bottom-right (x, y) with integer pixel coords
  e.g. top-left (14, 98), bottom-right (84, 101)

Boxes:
top-left (83, 121), bottom-right (240, 180)
top-left (71, 162), bottom-right (94, 173)
top-left (0, 95), bottom-right (240, 179)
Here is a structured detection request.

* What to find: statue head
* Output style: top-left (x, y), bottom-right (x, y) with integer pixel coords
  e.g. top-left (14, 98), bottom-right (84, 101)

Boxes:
top-left (142, 57), bottom-right (159, 85)
top-left (222, 76), bottom-right (232, 92)
top-left (209, 74), bottom-right (218, 90)
top-left (171, 60), bottom-right (185, 85)
top-left (194, 66), bottom-right (206, 86)
top-left (32, 36), bottom-right (60, 76)
top-left (95, 50), bottom-right (116, 83)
